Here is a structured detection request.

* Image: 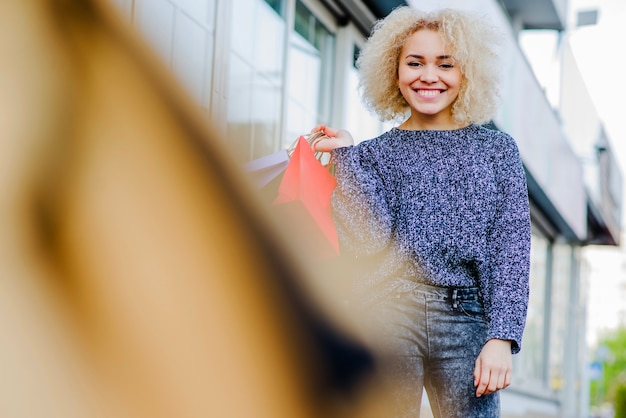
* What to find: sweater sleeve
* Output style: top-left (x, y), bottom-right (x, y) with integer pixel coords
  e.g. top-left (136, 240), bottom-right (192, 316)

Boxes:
top-left (482, 134), bottom-right (531, 354)
top-left (330, 144), bottom-right (395, 256)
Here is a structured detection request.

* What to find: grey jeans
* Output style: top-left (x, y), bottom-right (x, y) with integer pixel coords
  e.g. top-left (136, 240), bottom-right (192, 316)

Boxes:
top-left (363, 282), bottom-right (500, 418)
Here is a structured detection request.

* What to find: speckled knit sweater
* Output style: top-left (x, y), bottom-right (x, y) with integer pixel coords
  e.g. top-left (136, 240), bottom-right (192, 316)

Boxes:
top-left (330, 124), bottom-right (530, 353)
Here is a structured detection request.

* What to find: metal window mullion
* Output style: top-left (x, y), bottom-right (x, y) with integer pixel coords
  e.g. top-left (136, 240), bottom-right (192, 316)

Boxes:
top-left (562, 246), bottom-right (581, 417)
top-left (208, 0), bottom-right (233, 139)
top-left (277, 0), bottom-right (296, 148)
top-left (330, 22), bottom-right (363, 128)
top-left (543, 240), bottom-right (554, 388)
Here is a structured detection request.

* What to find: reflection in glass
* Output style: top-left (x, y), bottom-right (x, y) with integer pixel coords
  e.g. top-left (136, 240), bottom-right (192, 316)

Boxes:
top-left (549, 242), bottom-right (572, 392)
top-left (284, 1), bottom-right (335, 149)
top-left (518, 229), bottom-right (549, 386)
top-left (264, 0), bottom-right (284, 16)
top-left (227, 0), bottom-right (286, 160)
top-left (345, 45), bottom-right (386, 143)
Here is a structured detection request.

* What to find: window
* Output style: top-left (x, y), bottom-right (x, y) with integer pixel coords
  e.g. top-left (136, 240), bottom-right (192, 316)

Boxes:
top-left (264, 0), bottom-right (284, 16)
top-left (344, 44), bottom-right (389, 143)
top-left (227, 0), bottom-right (287, 160)
top-left (225, 0), bottom-right (337, 159)
top-left (517, 226), bottom-right (550, 387)
top-left (284, 0), bottom-right (335, 149)
top-left (549, 240), bottom-right (573, 392)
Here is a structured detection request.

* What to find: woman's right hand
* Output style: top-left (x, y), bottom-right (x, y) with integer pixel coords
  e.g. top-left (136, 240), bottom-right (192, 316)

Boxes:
top-left (310, 125), bottom-right (354, 152)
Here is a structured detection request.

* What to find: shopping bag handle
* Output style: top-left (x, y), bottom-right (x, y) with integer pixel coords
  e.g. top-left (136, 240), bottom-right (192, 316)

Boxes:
top-left (288, 131), bottom-right (330, 162)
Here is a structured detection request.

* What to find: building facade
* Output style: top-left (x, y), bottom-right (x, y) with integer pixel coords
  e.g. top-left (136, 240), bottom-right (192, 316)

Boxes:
top-left (109, 0), bottom-right (622, 416)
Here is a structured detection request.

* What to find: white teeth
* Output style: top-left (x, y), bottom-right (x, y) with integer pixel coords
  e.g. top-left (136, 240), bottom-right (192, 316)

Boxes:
top-left (418, 90), bottom-right (441, 97)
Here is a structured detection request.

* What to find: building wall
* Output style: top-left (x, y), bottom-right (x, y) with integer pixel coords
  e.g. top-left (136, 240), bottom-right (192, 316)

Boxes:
top-left (109, 0), bottom-right (600, 416)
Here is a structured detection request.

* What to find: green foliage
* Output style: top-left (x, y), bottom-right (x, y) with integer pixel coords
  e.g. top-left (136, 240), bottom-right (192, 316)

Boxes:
top-left (590, 327), bottom-right (626, 409)
top-left (615, 385), bottom-right (626, 418)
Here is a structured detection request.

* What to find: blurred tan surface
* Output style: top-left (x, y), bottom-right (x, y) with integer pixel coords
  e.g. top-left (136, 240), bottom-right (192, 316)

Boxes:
top-left (0, 1), bottom-right (395, 417)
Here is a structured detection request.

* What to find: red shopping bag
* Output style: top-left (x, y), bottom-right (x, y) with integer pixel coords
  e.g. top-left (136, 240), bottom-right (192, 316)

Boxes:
top-left (273, 136), bottom-right (339, 259)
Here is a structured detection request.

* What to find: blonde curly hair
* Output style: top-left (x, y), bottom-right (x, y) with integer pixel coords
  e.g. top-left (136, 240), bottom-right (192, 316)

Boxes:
top-left (357, 7), bottom-right (502, 125)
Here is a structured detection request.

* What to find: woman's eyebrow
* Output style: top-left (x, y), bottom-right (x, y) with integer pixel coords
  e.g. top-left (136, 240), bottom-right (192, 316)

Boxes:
top-left (404, 54), bottom-right (453, 59)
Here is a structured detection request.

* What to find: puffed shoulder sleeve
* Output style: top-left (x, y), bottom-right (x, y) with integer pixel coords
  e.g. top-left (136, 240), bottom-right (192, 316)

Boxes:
top-left (330, 143), bottom-right (395, 256)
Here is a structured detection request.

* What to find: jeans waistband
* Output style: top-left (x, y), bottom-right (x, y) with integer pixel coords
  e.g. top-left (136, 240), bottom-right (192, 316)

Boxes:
top-left (412, 282), bottom-right (481, 303)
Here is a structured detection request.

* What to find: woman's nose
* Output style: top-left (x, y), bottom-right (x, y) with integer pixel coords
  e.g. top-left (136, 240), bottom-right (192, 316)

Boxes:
top-left (420, 65), bottom-right (439, 82)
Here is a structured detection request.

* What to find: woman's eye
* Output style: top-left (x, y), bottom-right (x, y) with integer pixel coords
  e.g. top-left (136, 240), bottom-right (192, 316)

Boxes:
top-left (440, 63), bottom-right (454, 69)
top-left (407, 62), bottom-right (422, 67)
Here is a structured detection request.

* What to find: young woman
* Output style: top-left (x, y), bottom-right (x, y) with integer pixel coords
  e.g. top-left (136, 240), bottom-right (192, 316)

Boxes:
top-left (313, 7), bottom-right (530, 417)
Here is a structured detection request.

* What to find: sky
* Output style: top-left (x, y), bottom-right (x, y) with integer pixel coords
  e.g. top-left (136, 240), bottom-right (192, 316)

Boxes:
top-left (568, 0), bottom-right (626, 171)
top-left (565, 0), bottom-right (626, 346)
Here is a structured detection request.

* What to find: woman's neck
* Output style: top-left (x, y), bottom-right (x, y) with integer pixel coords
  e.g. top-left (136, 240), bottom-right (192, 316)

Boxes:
top-left (398, 113), bottom-right (466, 131)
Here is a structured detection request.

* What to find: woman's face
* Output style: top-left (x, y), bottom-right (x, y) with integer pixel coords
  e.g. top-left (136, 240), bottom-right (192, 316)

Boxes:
top-left (397, 29), bottom-right (462, 128)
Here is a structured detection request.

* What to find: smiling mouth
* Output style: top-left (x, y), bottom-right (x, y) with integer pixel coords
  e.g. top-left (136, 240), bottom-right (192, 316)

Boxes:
top-left (417, 89), bottom-right (444, 97)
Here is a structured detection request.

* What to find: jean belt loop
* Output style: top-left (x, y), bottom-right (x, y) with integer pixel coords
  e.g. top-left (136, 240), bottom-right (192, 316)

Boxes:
top-left (451, 288), bottom-right (459, 309)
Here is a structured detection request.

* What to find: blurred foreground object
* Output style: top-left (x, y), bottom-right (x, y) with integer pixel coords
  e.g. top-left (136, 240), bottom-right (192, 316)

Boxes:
top-left (0, 1), bottom-right (390, 416)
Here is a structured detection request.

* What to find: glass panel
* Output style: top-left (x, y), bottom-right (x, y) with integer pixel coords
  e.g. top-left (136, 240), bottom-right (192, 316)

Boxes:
top-left (284, 0), bottom-right (335, 148)
top-left (573, 247), bottom-right (586, 416)
top-left (264, 0), bottom-right (284, 16)
top-left (172, 11), bottom-right (207, 104)
top-left (231, 0), bottom-right (256, 59)
top-left (345, 45), bottom-right (386, 143)
top-left (549, 241), bottom-right (572, 392)
top-left (250, 74), bottom-right (282, 158)
top-left (227, 0), bottom-right (286, 160)
top-left (227, 52), bottom-right (254, 156)
top-left (517, 228), bottom-right (549, 386)
top-left (136, 0), bottom-right (175, 65)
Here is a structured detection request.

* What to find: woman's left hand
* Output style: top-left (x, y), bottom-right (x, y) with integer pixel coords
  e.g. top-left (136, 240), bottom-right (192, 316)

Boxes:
top-left (473, 339), bottom-right (512, 397)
